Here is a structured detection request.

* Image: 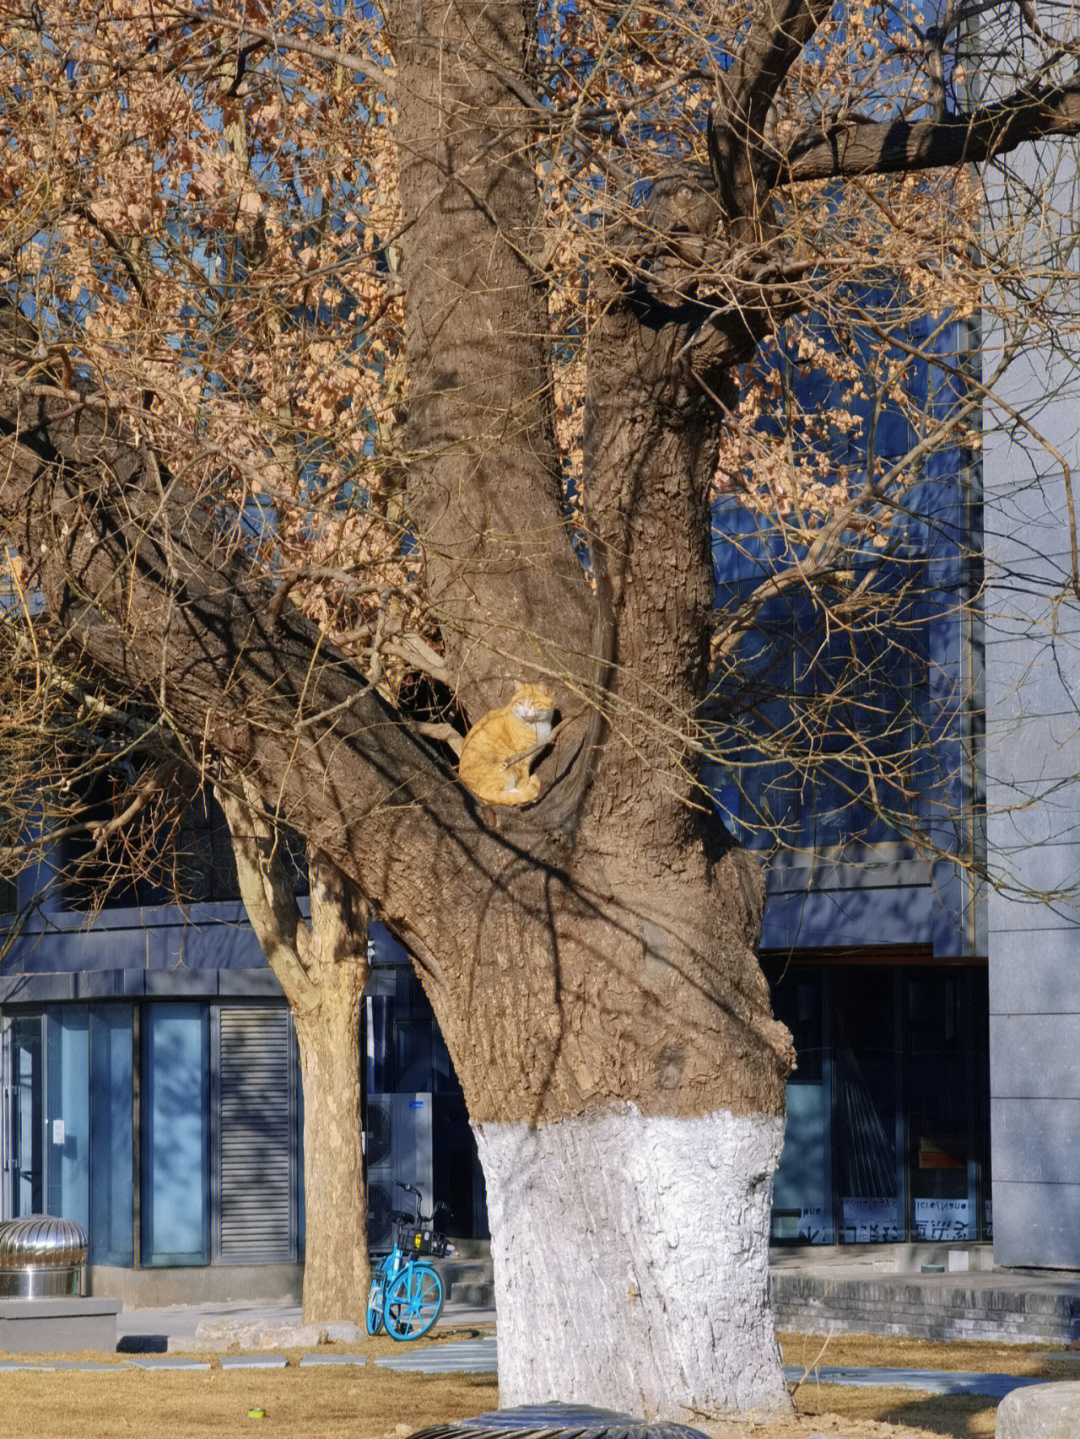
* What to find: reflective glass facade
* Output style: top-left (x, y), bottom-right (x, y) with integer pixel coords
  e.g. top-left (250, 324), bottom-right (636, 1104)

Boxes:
top-left (4, 1004), bottom-right (134, 1265)
top-left (0, 975), bottom-right (484, 1277)
top-left (140, 1004), bottom-right (210, 1266)
top-left (767, 961), bottom-right (990, 1245)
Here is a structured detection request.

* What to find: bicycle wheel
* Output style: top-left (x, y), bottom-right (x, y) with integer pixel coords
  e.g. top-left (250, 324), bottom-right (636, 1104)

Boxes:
top-left (366, 1274), bottom-right (386, 1335)
top-left (383, 1263), bottom-right (444, 1341)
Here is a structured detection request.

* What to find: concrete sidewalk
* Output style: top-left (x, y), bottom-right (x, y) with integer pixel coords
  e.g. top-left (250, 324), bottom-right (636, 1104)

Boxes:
top-left (115, 1296), bottom-right (496, 1350)
top-left (9, 1274), bottom-right (1079, 1400)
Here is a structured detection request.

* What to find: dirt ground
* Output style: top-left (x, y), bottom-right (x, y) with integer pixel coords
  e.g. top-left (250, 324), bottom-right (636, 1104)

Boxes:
top-left (2, 1327), bottom-right (1075, 1439)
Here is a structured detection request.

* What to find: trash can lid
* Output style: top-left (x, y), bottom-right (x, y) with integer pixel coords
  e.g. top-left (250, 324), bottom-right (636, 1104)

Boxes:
top-left (407, 1404), bottom-right (710, 1439)
top-left (0, 1215), bottom-right (89, 1269)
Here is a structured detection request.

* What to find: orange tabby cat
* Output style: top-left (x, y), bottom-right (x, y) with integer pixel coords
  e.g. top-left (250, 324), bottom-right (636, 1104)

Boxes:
top-left (458, 684), bottom-right (555, 806)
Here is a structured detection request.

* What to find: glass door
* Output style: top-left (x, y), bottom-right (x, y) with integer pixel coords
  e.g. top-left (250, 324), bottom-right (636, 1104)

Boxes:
top-left (4, 1014), bottom-right (44, 1217)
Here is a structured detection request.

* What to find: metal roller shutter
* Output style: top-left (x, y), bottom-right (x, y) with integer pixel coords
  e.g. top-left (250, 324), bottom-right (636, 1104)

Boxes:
top-left (214, 1005), bottom-right (297, 1263)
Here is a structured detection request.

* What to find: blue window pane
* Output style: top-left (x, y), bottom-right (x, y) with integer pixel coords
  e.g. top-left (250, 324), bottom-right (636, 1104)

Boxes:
top-left (141, 1004), bottom-right (209, 1265)
top-left (90, 1007), bottom-right (133, 1266)
top-left (11, 1015), bottom-right (43, 1216)
top-left (46, 1007), bottom-right (90, 1232)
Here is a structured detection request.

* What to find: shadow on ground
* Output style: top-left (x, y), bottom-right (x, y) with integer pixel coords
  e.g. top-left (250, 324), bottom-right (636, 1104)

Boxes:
top-left (116, 1334), bottom-right (168, 1353)
top-left (796, 1384), bottom-right (997, 1437)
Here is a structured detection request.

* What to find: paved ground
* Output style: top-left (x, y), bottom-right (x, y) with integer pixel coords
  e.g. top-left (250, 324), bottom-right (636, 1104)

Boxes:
top-left (0, 1326), bottom-right (1064, 1399)
top-left (114, 1297), bottom-right (496, 1349)
top-left (781, 1364), bottom-right (1046, 1399)
top-left (109, 1293), bottom-right (1062, 1396)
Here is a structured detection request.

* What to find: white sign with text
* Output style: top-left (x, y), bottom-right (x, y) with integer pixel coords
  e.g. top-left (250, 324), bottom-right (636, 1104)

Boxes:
top-left (913, 1197), bottom-right (972, 1241)
top-left (840, 1197), bottom-right (899, 1242)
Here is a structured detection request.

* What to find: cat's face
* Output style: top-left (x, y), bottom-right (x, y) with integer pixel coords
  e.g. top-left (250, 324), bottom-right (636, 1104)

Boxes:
top-left (511, 684), bottom-right (555, 722)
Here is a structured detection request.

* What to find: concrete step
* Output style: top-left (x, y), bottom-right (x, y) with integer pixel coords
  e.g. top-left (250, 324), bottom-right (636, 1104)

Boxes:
top-left (434, 1252), bottom-right (494, 1307)
top-left (770, 1267), bottom-right (1080, 1345)
top-left (444, 1238), bottom-right (490, 1260)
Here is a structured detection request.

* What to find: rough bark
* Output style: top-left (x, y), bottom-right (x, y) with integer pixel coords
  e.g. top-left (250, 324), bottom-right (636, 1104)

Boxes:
top-left (292, 956), bottom-right (368, 1326)
top-left (390, 0), bottom-right (596, 721)
top-left (477, 1108), bottom-right (787, 1417)
top-left (778, 75), bottom-right (1080, 184)
top-left (215, 777), bottom-right (370, 1326)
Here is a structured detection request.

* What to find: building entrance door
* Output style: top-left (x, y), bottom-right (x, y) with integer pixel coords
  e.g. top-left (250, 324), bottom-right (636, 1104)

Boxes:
top-left (1, 1014), bottom-right (44, 1218)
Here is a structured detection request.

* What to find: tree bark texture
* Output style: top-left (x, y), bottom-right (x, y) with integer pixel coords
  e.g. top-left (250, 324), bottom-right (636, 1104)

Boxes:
top-left (293, 960), bottom-right (368, 1325)
top-left (390, 0), bottom-right (596, 720)
top-left (477, 1107), bottom-right (787, 1417)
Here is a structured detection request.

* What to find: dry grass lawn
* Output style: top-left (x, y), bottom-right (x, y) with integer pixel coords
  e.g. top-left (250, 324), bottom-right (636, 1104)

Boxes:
top-left (1, 1326), bottom-right (1073, 1439)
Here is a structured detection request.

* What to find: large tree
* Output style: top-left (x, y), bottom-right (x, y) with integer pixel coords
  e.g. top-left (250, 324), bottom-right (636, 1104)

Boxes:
top-left (1, 0), bottom-right (1078, 1418)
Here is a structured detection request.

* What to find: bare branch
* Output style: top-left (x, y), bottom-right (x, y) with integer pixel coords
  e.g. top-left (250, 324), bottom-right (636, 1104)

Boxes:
top-left (214, 773), bottom-right (318, 1009)
top-left (777, 73), bottom-right (1080, 184)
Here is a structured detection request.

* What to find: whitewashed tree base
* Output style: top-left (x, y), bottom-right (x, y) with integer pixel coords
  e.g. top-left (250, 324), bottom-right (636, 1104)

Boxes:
top-left (476, 1105), bottom-right (790, 1420)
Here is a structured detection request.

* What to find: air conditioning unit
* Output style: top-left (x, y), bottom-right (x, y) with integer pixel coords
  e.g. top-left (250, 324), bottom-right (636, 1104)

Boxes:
top-left (365, 1093), bottom-right (433, 1249)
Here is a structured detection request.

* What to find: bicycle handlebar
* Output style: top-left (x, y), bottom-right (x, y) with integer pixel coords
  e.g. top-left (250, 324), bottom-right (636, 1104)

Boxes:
top-left (389, 1180), bottom-right (453, 1232)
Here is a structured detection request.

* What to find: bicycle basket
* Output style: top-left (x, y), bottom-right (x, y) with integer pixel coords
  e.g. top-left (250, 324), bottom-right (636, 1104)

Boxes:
top-left (394, 1221), bottom-right (449, 1258)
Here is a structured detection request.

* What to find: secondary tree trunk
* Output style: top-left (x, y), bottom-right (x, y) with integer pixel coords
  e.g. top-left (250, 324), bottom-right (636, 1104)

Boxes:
top-left (293, 962), bottom-right (369, 1325)
top-left (215, 781), bottom-right (371, 1325)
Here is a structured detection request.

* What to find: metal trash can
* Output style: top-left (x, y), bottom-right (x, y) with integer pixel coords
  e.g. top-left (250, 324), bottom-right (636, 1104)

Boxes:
top-left (0, 1216), bottom-right (88, 1298)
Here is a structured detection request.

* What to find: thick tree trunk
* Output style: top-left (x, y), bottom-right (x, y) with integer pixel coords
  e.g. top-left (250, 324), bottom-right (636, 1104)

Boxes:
top-left (477, 1107), bottom-right (787, 1418)
top-left (411, 831), bottom-right (794, 1419)
top-left (294, 964), bottom-right (369, 1326)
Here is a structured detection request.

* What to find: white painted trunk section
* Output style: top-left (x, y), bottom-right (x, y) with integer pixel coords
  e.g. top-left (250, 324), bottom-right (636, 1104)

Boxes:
top-left (475, 1105), bottom-right (789, 1421)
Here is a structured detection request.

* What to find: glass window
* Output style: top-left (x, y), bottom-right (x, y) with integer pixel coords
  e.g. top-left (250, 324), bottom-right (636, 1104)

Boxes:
top-left (62, 774), bottom-right (163, 909)
top-left (365, 995), bottom-right (395, 1094)
top-left (141, 1004), bottom-right (209, 1265)
top-left (834, 969), bottom-right (902, 1242)
top-left (768, 966), bottom-right (833, 1243)
top-left (174, 795), bottom-right (241, 904)
top-left (46, 1007), bottom-right (90, 1231)
top-left (90, 1007), bottom-right (133, 1266)
top-left (906, 972), bottom-right (977, 1241)
top-left (769, 962), bottom-right (989, 1247)
top-left (395, 1021), bottom-right (434, 1092)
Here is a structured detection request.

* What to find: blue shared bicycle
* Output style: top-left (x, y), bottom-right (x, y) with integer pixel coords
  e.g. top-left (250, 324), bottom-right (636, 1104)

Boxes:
top-left (366, 1181), bottom-right (454, 1340)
